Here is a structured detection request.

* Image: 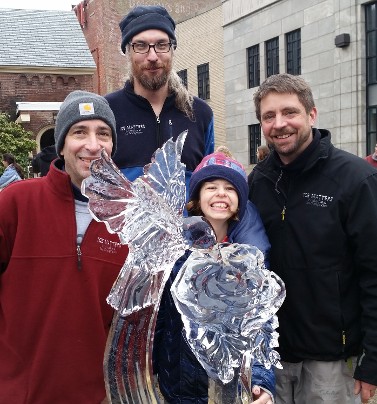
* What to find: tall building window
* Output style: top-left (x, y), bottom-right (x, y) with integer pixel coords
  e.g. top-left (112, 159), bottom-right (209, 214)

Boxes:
top-left (249, 124), bottom-right (261, 164)
top-left (366, 2), bottom-right (377, 153)
top-left (286, 29), bottom-right (301, 75)
top-left (265, 37), bottom-right (279, 77)
top-left (247, 45), bottom-right (260, 88)
top-left (197, 63), bottom-right (210, 100)
top-left (177, 69), bottom-right (188, 88)
top-left (367, 107), bottom-right (377, 152)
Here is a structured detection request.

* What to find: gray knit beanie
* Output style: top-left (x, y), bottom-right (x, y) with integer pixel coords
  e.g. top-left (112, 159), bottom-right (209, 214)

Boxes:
top-left (119, 5), bottom-right (176, 53)
top-left (54, 90), bottom-right (117, 157)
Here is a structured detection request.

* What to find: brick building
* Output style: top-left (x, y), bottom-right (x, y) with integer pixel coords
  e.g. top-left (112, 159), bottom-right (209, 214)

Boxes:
top-left (0, 8), bottom-right (96, 152)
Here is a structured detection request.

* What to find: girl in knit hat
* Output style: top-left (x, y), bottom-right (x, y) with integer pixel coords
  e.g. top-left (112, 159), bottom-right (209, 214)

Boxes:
top-left (154, 148), bottom-right (275, 403)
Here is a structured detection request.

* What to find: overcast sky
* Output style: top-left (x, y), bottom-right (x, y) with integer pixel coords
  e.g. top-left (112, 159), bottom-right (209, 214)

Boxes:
top-left (0, 0), bottom-right (78, 10)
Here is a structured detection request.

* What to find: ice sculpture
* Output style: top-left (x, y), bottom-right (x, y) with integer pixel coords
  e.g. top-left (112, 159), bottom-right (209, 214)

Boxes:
top-left (82, 131), bottom-right (285, 404)
top-left (171, 244), bottom-right (286, 402)
top-left (82, 131), bottom-right (216, 403)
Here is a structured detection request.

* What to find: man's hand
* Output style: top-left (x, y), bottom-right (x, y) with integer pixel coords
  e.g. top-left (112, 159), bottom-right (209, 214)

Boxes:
top-left (354, 379), bottom-right (377, 403)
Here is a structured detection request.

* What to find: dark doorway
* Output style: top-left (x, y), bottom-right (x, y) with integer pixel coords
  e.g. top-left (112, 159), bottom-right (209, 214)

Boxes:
top-left (40, 128), bottom-right (55, 149)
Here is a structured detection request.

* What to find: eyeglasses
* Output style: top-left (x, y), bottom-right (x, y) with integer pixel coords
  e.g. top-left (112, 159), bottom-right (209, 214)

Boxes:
top-left (129, 42), bottom-right (174, 54)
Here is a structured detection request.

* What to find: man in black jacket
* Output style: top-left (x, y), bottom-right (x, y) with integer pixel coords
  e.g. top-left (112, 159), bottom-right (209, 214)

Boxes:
top-left (105, 5), bottom-right (214, 189)
top-left (248, 73), bottom-right (377, 404)
top-left (31, 145), bottom-right (57, 177)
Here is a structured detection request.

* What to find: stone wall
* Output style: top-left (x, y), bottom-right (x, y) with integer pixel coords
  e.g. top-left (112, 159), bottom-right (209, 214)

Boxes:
top-left (223, 0), bottom-right (369, 170)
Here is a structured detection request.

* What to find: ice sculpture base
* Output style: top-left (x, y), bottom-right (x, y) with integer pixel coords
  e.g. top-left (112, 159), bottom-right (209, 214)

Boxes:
top-left (208, 375), bottom-right (253, 404)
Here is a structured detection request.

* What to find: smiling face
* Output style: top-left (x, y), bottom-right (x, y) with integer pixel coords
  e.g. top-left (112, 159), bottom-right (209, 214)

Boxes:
top-left (260, 92), bottom-right (317, 165)
top-left (198, 179), bottom-right (239, 235)
top-left (129, 29), bottom-right (173, 93)
top-left (60, 119), bottom-right (113, 188)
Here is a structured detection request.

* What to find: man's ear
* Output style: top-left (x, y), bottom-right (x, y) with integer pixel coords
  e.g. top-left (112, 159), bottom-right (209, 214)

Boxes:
top-left (309, 107), bottom-right (317, 126)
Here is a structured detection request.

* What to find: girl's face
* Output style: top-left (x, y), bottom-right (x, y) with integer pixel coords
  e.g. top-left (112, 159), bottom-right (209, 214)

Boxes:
top-left (199, 179), bottom-right (239, 226)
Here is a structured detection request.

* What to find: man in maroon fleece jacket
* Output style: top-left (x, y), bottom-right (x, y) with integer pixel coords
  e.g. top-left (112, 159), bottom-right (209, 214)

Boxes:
top-left (0, 91), bottom-right (128, 403)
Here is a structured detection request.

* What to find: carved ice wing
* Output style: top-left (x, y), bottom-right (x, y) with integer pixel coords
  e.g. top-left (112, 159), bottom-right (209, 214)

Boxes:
top-left (81, 148), bottom-right (136, 234)
top-left (82, 131), bottom-right (188, 246)
top-left (141, 130), bottom-right (187, 213)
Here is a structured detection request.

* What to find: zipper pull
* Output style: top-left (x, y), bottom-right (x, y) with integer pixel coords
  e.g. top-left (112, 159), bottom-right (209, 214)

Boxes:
top-left (156, 116), bottom-right (160, 124)
top-left (342, 330), bottom-right (346, 351)
top-left (168, 119), bottom-right (173, 138)
top-left (77, 234), bottom-right (83, 271)
top-left (77, 244), bottom-right (82, 271)
top-left (281, 206), bottom-right (286, 221)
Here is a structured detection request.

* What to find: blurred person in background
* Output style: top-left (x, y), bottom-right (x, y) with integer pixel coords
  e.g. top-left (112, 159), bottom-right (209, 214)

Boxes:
top-left (0, 153), bottom-right (24, 190)
top-left (364, 143), bottom-right (377, 169)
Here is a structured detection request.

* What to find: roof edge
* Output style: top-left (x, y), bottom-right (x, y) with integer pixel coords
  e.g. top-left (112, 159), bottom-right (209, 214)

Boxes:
top-left (0, 66), bottom-right (96, 75)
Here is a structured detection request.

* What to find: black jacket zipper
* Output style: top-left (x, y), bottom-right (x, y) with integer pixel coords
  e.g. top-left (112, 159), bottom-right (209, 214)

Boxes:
top-left (156, 115), bottom-right (162, 148)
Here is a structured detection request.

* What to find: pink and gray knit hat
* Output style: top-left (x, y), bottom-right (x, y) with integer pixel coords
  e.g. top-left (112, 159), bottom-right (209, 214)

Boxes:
top-left (189, 151), bottom-right (248, 219)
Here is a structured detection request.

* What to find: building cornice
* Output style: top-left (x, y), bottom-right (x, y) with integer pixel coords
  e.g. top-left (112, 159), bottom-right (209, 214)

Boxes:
top-left (0, 66), bottom-right (96, 75)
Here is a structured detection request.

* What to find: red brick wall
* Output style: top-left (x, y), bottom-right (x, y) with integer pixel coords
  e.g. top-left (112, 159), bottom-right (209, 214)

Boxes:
top-left (0, 72), bottom-right (94, 146)
top-left (0, 72), bottom-right (93, 116)
top-left (20, 112), bottom-right (56, 142)
top-left (81, 0), bottom-right (126, 95)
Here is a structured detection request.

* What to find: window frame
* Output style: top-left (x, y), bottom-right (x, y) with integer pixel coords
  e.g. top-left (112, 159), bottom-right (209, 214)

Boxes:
top-left (247, 44), bottom-right (260, 88)
top-left (286, 29), bottom-right (301, 75)
top-left (177, 69), bottom-right (188, 88)
top-left (366, 2), bottom-right (377, 154)
top-left (265, 37), bottom-right (279, 77)
top-left (197, 63), bottom-right (210, 100)
top-left (249, 124), bottom-right (261, 164)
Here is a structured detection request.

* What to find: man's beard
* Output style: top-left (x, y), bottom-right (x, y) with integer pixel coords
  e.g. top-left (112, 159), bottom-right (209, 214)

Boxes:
top-left (272, 127), bottom-right (312, 157)
top-left (133, 61), bottom-right (171, 91)
top-left (138, 70), bottom-right (169, 91)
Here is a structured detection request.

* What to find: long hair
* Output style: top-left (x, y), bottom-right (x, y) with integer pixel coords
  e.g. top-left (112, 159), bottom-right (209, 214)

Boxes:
top-left (125, 45), bottom-right (194, 120)
top-left (2, 153), bottom-right (24, 179)
top-left (168, 70), bottom-right (194, 120)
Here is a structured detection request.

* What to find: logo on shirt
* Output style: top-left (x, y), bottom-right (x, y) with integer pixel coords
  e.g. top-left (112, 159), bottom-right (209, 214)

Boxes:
top-left (303, 192), bottom-right (333, 208)
top-left (120, 124), bottom-right (146, 136)
top-left (97, 236), bottom-right (122, 254)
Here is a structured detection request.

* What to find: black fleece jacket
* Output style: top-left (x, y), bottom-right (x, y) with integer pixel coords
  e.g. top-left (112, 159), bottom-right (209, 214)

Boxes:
top-left (248, 128), bottom-right (377, 386)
